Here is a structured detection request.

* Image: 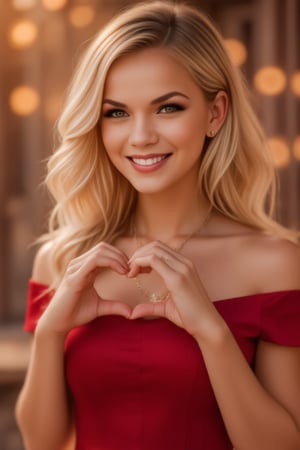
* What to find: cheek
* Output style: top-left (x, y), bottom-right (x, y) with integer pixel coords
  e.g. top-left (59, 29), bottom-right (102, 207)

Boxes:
top-left (165, 115), bottom-right (207, 148)
top-left (100, 125), bottom-right (121, 157)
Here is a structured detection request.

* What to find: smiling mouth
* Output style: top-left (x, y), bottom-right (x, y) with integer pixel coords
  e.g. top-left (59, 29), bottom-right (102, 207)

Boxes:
top-left (128, 154), bottom-right (171, 166)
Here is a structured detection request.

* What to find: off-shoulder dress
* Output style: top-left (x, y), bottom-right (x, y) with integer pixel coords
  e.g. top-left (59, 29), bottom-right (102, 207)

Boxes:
top-left (24, 279), bottom-right (300, 450)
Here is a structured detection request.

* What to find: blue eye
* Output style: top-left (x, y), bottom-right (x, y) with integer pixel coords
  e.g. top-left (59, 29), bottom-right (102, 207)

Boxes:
top-left (159, 103), bottom-right (184, 114)
top-left (103, 109), bottom-right (128, 118)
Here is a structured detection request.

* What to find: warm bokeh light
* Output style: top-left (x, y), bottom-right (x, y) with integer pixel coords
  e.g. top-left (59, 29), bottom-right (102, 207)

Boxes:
top-left (42, 0), bottom-right (67, 11)
top-left (8, 19), bottom-right (38, 49)
top-left (68, 5), bottom-right (96, 28)
top-left (224, 38), bottom-right (247, 66)
top-left (290, 71), bottom-right (300, 97)
top-left (292, 136), bottom-right (300, 161)
top-left (13, 0), bottom-right (37, 9)
top-left (9, 85), bottom-right (40, 116)
top-left (254, 66), bottom-right (287, 95)
top-left (268, 137), bottom-right (290, 168)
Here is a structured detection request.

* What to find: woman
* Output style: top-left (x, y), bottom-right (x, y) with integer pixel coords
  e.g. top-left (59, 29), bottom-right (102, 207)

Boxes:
top-left (16, 2), bottom-right (300, 450)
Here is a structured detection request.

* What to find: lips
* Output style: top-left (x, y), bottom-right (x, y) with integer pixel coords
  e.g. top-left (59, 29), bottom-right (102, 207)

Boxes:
top-left (128, 153), bottom-right (171, 167)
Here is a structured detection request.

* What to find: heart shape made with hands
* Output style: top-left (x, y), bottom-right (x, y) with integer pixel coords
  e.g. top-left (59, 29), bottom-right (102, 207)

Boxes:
top-left (94, 263), bottom-right (167, 321)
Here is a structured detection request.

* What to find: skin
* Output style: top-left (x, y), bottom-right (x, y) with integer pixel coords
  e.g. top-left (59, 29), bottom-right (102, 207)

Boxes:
top-left (16, 47), bottom-right (300, 450)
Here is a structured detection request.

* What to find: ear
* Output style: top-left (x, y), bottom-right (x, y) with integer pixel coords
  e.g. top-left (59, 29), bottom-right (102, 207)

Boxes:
top-left (206, 90), bottom-right (228, 138)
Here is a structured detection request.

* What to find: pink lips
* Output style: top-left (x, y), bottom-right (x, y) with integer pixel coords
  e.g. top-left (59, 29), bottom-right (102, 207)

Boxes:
top-left (128, 153), bottom-right (171, 173)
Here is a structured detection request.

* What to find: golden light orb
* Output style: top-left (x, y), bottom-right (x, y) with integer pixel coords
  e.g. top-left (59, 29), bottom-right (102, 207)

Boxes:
top-left (12, 0), bottom-right (37, 10)
top-left (254, 66), bottom-right (287, 95)
top-left (290, 71), bottom-right (300, 97)
top-left (9, 85), bottom-right (40, 116)
top-left (42, 0), bottom-right (67, 11)
top-left (268, 136), bottom-right (290, 168)
top-left (292, 136), bottom-right (300, 161)
top-left (224, 38), bottom-right (247, 66)
top-left (8, 19), bottom-right (38, 49)
top-left (68, 5), bottom-right (95, 28)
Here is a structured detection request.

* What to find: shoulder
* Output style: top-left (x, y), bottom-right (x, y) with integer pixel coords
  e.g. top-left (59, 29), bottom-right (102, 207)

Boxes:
top-left (240, 232), bottom-right (300, 293)
top-left (208, 213), bottom-right (300, 293)
top-left (32, 241), bottom-right (55, 286)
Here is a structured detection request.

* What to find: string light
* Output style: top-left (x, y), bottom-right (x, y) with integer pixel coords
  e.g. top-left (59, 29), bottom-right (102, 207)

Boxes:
top-left (292, 136), bottom-right (300, 161)
top-left (68, 5), bottom-right (96, 28)
top-left (8, 19), bottom-right (38, 49)
top-left (267, 136), bottom-right (290, 168)
top-left (254, 66), bottom-right (287, 95)
top-left (224, 39), bottom-right (247, 66)
top-left (9, 85), bottom-right (40, 116)
top-left (290, 71), bottom-right (300, 97)
top-left (12, 0), bottom-right (36, 10)
top-left (42, 0), bottom-right (68, 11)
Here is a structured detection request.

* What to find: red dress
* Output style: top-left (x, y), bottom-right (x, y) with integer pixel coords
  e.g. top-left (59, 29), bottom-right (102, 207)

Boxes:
top-left (24, 279), bottom-right (300, 450)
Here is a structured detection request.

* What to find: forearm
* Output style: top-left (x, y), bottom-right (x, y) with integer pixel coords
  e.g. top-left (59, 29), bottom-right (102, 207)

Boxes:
top-left (16, 328), bottom-right (72, 450)
top-left (197, 325), bottom-right (300, 450)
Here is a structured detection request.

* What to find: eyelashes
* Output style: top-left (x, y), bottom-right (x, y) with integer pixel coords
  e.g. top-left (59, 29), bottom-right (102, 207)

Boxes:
top-left (103, 109), bottom-right (128, 118)
top-left (158, 103), bottom-right (185, 113)
top-left (102, 103), bottom-right (185, 118)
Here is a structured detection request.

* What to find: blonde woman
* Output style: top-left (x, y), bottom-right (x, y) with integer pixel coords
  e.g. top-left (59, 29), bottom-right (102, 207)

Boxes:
top-left (16, 2), bottom-right (300, 450)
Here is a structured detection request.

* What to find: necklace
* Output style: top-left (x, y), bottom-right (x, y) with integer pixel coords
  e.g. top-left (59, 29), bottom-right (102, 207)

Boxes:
top-left (133, 207), bottom-right (212, 303)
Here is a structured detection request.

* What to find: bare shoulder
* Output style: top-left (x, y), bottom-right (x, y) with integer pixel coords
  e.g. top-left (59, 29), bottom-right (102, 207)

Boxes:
top-left (32, 241), bottom-right (55, 286)
top-left (240, 231), bottom-right (300, 292)
top-left (207, 213), bottom-right (300, 294)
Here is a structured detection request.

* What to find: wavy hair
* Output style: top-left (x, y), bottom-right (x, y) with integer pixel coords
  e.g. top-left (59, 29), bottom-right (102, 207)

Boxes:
top-left (42, 1), bottom-right (297, 286)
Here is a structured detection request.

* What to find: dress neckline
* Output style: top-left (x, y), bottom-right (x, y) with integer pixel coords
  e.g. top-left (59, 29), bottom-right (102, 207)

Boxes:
top-left (29, 278), bottom-right (300, 305)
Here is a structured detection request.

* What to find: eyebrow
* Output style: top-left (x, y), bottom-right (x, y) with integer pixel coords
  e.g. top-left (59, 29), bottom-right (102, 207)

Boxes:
top-left (102, 91), bottom-right (190, 108)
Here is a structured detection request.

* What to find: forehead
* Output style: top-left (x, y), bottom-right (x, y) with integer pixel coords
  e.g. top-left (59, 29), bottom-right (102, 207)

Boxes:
top-left (103, 47), bottom-right (200, 100)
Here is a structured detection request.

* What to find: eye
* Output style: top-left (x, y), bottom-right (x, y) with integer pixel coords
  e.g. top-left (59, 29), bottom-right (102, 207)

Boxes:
top-left (158, 103), bottom-right (185, 114)
top-left (103, 109), bottom-right (128, 118)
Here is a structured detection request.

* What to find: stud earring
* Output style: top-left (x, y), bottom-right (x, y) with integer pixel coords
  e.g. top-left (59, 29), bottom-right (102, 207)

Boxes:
top-left (208, 130), bottom-right (216, 138)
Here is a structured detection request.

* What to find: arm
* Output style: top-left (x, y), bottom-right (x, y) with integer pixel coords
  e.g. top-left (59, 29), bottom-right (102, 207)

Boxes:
top-left (16, 241), bottom-right (131, 450)
top-left (197, 326), bottom-right (300, 450)
top-left (15, 244), bottom-right (74, 450)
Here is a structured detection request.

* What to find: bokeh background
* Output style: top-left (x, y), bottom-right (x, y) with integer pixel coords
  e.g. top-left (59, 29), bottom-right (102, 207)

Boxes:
top-left (0, 0), bottom-right (299, 448)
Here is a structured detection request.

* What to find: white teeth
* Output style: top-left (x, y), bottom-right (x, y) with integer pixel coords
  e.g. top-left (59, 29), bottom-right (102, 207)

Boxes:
top-left (131, 155), bottom-right (166, 166)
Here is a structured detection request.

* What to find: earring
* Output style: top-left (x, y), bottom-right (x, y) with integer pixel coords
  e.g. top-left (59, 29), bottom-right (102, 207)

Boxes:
top-left (208, 130), bottom-right (216, 138)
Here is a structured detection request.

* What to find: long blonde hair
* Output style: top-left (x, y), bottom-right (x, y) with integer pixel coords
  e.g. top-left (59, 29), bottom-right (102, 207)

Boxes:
top-left (43, 1), bottom-right (297, 286)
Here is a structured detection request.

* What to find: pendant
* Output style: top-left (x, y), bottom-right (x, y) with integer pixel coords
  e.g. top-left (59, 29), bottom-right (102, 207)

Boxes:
top-left (150, 292), bottom-right (169, 303)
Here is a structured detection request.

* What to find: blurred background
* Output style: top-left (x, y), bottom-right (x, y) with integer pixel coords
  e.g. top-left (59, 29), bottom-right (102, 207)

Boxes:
top-left (0, 0), bottom-right (299, 448)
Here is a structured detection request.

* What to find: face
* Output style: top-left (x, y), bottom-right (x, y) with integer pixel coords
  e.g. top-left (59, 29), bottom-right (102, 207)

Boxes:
top-left (101, 47), bottom-right (213, 196)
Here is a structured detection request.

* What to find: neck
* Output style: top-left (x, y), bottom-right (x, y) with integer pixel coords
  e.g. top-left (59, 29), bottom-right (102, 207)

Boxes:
top-left (133, 189), bottom-right (211, 242)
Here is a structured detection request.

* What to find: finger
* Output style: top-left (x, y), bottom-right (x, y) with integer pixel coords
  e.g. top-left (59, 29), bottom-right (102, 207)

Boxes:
top-left (68, 249), bottom-right (129, 276)
top-left (129, 241), bottom-right (184, 268)
top-left (71, 251), bottom-right (129, 272)
top-left (127, 252), bottom-right (179, 278)
top-left (129, 240), bottom-right (167, 262)
top-left (67, 255), bottom-right (129, 292)
top-left (97, 299), bottom-right (132, 319)
top-left (69, 242), bottom-right (129, 269)
top-left (127, 263), bottom-right (152, 278)
top-left (127, 266), bottom-right (152, 277)
top-left (130, 301), bottom-right (167, 320)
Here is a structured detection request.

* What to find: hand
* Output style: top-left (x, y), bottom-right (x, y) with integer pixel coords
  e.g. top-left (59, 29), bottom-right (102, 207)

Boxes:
top-left (37, 242), bottom-right (132, 335)
top-left (128, 241), bottom-right (223, 340)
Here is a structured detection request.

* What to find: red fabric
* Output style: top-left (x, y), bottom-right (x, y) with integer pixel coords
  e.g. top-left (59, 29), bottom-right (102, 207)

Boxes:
top-left (24, 279), bottom-right (52, 332)
top-left (24, 280), bottom-right (300, 450)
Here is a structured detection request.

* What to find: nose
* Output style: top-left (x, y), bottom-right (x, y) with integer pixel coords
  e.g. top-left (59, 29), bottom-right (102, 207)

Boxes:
top-left (128, 115), bottom-right (158, 148)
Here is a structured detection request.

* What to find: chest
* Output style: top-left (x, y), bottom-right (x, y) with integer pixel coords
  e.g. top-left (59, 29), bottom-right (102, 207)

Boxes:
top-left (93, 238), bottom-right (258, 307)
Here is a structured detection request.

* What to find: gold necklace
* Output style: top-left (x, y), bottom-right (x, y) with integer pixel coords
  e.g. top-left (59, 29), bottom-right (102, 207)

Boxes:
top-left (133, 207), bottom-right (212, 303)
